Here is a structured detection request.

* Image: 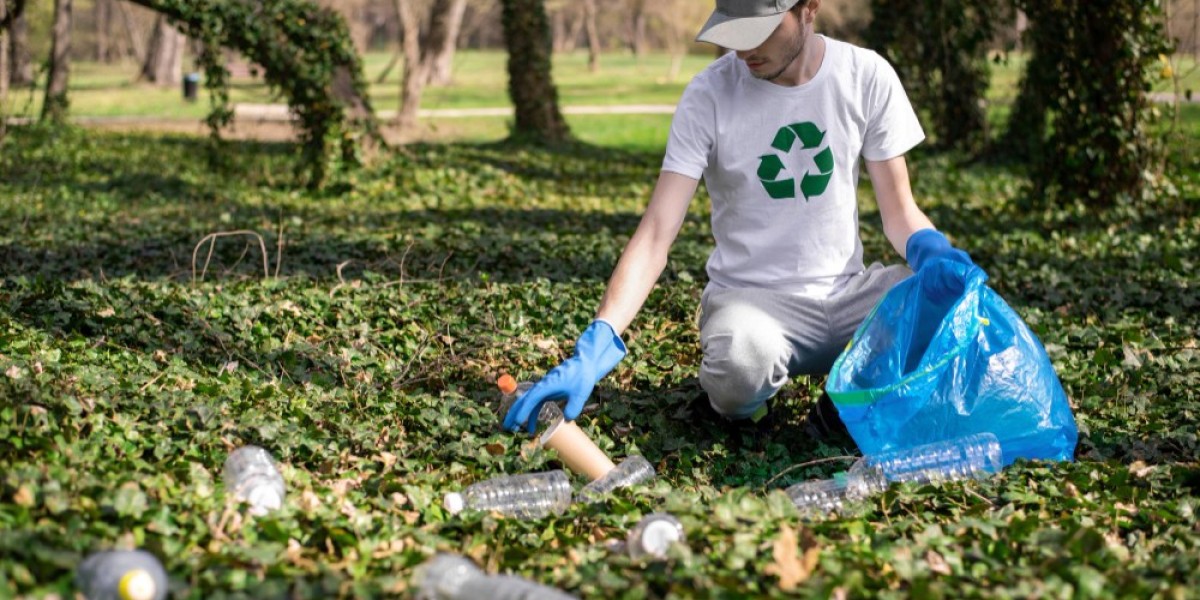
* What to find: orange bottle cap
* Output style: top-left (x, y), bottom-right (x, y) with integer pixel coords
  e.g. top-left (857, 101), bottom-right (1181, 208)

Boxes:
top-left (497, 374), bottom-right (517, 395)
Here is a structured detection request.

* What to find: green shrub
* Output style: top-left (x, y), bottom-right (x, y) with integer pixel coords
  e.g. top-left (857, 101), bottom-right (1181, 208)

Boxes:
top-left (129, 0), bottom-right (378, 188)
top-left (866, 0), bottom-right (1005, 152)
top-left (1005, 0), bottom-right (1172, 206)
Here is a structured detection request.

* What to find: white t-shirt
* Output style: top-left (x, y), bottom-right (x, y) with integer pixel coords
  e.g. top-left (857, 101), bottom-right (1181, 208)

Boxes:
top-left (662, 36), bottom-right (924, 298)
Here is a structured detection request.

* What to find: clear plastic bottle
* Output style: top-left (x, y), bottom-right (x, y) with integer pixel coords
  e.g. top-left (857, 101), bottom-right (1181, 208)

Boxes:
top-left (850, 432), bottom-right (1004, 486)
top-left (576, 455), bottom-right (655, 502)
top-left (785, 472), bottom-right (868, 516)
top-left (496, 375), bottom-right (539, 423)
top-left (75, 549), bottom-right (168, 600)
top-left (497, 375), bottom-right (567, 427)
top-left (223, 445), bottom-right (286, 516)
top-left (443, 470), bottom-right (572, 519)
top-left (785, 433), bottom-right (1004, 516)
top-left (414, 553), bottom-right (577, 600)
top-left (625, 513), bottom-right (686, 560)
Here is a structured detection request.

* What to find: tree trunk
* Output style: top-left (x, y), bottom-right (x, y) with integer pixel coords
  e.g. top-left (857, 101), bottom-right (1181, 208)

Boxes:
top-left (1, 0), bottom-right (8, 142)
top-left (500, 0), bottom-right (570, 143)
top-left (583, 0), bottom-right (600, 72)
top-left (629, 0), bottom-right (647, 58)
top-left (115, 0), bottom-right (147, 62)
top-left (42, 0), bottom-right (72, 123)
top-left (9, 10), bottom-right (32, 86)
top-left (561, 8), bottom-right (584, 53)
top-left (552, 6), bottom-right (567, 52)
top-left (422, 0), bottom-right (466, 85)
top-left (141, 15), bottom-right (184, 85)
top-left (395, 0), bottom-right (426, 131)
top-left (95, 0), bottom-right (111, 62)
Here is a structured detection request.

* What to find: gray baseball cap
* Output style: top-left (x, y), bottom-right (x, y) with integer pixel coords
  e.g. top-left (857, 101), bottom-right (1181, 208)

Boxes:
top-left (696, 0), bottom-right (802, 51)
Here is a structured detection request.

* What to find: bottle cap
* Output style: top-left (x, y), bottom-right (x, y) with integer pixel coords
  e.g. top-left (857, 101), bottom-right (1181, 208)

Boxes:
top-left (497, 374), bottom-right (517, 395)
top-left (443, 492), bottom-right (465, 515)
top-left (634, 515), bottom-right (684, 559)
top-left (118, 569), bottom-right (157, 600)
top-left (245, 485), bottom-right (283, 516)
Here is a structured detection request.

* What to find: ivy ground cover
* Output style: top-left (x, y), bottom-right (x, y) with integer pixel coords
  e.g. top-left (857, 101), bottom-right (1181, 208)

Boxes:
top-left (1, 125), bottom-right (1198, 598)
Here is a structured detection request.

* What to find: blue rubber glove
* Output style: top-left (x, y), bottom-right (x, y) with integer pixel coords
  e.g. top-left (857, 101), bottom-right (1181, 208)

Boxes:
top-left (906, 228), bottom-right (980, 302)
top-left (502, 320), bottom-right (627, 434)
top-left (905, 228), bottom-right (974, 272)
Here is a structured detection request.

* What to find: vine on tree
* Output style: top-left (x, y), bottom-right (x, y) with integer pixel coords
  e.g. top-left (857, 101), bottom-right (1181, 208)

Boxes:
top-left (129, 0), bottom-right (379, 188)
top-left (866, 0), bottom-right (1005, 153)
top-left (1005, 0), bottom-right (1172, 206)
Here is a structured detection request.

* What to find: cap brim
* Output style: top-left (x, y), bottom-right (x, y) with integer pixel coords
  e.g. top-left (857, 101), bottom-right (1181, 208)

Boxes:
top-left (695, 10), bottom-right (786, 52)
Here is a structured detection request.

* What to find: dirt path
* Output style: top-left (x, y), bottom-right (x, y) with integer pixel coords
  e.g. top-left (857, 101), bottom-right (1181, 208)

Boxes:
top-left (4, 103), bottom-right (679, 143)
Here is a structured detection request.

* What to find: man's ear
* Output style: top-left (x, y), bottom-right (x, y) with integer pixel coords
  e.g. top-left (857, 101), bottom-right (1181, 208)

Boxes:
top-left (806, 0), bottom-right (822, 23)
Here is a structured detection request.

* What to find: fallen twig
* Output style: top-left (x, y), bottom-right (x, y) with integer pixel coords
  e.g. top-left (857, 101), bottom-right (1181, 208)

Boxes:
top-left (765, 455), bottom-right (860, 488)
top-left (191, 230), bottom-right (271, 284)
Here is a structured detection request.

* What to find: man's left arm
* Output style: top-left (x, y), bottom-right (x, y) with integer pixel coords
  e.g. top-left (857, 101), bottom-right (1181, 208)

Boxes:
top-left (867, 155), bottom-right (980, 300)
top-left (865, 155), bottom-right (933, 260)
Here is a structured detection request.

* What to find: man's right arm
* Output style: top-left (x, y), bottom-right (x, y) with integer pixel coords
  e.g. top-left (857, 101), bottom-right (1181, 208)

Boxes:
top-left (595, 171), bottom-right (699, 336)
top-left (501, 170), bottom-right (699, 432)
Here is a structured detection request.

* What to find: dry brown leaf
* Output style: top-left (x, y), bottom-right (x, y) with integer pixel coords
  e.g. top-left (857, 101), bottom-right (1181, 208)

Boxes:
top-left (98, 307), bottom-right (116, 318)
top-left (13, 485), bottom-right (35, 507)
top-left (926, 550), bottom-right (951, 575)
top-left (339, 499), bottom-right (357, 519)
top-left (372, 539), bottom-right (407, 559)
top-left (466, 543), bottom-right (489, 564)
top-left (484, 443), bottom-right (506, 456)
top-left (1114, 502), bottom-right (1139, 516)
top-left (1129, 461), bottom-right (1154, 478)
top-left (763, 524), bottom-right (818, 591)
top-left (299, 489), bottom-right (322, 512)
top-left (286, 538), bottom-right (317, 569)
top-left (375, 452), bottom-right (398, 470)
top-left (331, 478), bottom-right (359, 499)
top-left (1064, 482), bottom-right (1080, 498)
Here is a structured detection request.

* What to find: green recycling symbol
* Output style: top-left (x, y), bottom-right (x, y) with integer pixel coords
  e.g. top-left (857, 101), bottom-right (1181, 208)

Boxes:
top-left (756, 122), bottom-right (834, 201)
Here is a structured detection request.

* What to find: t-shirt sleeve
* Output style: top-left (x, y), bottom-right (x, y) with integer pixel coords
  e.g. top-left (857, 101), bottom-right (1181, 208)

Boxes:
top-left (661, 76), bottom-right (716, 179)
top-left (861, 53), bottom-right (925, 161)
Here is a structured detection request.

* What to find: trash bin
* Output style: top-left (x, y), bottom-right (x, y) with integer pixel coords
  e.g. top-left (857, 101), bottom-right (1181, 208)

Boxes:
top-left (183, 73), bottom-right (200, 102)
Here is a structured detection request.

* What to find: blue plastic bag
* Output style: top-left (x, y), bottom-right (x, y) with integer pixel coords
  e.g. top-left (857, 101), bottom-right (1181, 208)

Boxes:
top-left (826, 259), bottom-right (1078, 466)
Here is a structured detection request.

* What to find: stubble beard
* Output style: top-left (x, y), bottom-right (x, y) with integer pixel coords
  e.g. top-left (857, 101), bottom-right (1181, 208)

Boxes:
top-left (752, 30), bottom-right (808, 82)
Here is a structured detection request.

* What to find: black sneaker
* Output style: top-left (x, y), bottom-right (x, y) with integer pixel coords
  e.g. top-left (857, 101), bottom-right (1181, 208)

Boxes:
top-left (802, 391), bottom-right (849, 442)
top-left (684, 391), bottom-right (776, 433)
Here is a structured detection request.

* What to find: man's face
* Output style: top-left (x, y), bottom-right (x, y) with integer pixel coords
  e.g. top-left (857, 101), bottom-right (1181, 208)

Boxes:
top-left (734, 9), bottom-right (807, 82)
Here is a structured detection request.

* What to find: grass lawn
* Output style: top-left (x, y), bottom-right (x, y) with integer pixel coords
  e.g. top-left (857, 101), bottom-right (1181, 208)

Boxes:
top-left (1, 50), bottom-right (716, 121)
top-left (1, 46), bottom-right (1199, 599)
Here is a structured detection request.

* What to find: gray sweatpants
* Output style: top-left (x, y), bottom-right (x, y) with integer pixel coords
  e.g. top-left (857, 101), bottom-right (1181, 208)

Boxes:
top-left (698, 263), bottom-right (912, 419)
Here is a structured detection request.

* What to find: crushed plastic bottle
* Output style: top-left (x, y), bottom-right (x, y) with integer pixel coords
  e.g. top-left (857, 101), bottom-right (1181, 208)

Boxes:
top-left (75, 549), bottom-right (168, 600)
top-left (576, 455), bottom-right (655, 502)
top-left (443, 470), bottom-right (572, 519)
top-left (786, 433), bottom-right (1004, 516)
top-left (414, 553), bottom-right (577, 600)
top-left (625, 513), bottom-right (686, 560)
top-left (223, 445), bottom-right (286, 516)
